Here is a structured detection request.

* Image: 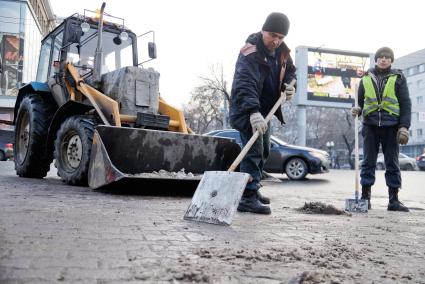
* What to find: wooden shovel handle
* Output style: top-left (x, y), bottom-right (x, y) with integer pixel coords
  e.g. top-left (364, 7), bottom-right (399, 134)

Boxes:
top-left (354, 83), bottom-right (360, 199)
top-left (228, 79), bottom-right (296, 172)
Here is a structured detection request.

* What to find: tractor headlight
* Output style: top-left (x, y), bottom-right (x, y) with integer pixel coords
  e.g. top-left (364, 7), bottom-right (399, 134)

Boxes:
top-left (81, 22), bottom-right (90, 33)
top-left (119, 31), bottom-right (128, 41)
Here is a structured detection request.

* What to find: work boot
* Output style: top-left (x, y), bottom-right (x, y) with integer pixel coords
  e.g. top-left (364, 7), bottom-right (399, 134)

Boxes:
top-left (238, 190), bottom-right (271, 215)
top-left (361, 186), bottom-right (371, 210)
top-left (257, 191), bottom-right (270, 204)
top-left (387, 187), bottom-right (409, 212)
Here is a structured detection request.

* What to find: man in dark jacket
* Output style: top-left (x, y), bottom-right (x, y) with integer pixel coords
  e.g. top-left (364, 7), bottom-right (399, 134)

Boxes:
top-left (351, 47), bottom-right (411, 212)
top-left (229, 12), bottom-right (296, 214)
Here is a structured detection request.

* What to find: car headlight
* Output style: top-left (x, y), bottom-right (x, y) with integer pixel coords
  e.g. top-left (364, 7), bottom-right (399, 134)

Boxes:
top-left (309, 151), bottom-right (325, 160)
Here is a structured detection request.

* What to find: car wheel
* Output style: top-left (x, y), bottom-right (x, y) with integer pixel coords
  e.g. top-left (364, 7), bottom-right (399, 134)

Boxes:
top-left (376, 163), bottom-right (385, 170)
top-left (54, 115), bottom-right (95, 186)
top-left (404, 164), bottom-right (413, 171)
top-left (285, 157), bottom-right (308, 180)
top-left (0, 150), bottom-right (5, 161)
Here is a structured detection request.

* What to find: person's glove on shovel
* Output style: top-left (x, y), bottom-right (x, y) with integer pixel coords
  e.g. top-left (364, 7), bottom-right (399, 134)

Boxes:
top-left (397, 127), bottom-right (409, 145)
top-left (250, 112), bottom-right (268, 135)
top-left (351, 107), bottom-right (361, 117)
top-left (284, 83), bottom-right (296, 101)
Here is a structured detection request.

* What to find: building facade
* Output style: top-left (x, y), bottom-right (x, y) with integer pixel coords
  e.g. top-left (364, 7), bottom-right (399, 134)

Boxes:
top-left (393, 48), bottom-right (425, 157)
top-left (0, 0), bottom-right (54, 122)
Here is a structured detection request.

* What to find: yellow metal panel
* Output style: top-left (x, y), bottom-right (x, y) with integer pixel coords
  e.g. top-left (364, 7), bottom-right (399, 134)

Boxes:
top-left (158, 99), bottom-right (188, 133)
top-left (66, 64), bottom-right (121, 127)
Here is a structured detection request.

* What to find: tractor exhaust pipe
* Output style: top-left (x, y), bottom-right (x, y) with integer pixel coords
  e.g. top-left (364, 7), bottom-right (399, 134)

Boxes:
top-left (93, 2), bottom-right (106, 85)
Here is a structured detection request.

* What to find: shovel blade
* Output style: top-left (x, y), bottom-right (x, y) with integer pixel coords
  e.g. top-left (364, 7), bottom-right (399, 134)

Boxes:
top-left (184, 171), bottom-right (250, 225)
top-left (345, 198), bottom-right (368, 213)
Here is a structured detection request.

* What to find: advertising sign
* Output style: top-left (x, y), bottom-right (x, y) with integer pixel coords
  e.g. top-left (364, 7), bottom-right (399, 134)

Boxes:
top-left (0, 34), bottom-right (22, 96)
top-left (295, 46), bottom-right (373, 109)
top-left (307, 50), bottom-right (370, 103)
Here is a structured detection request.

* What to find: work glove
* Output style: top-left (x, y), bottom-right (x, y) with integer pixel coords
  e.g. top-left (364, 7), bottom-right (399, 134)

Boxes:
top-left (284, 83), bottom-right (296, 101)
top-left (250, 112), bottom-right (268, 135)
top-left (397, 127), bottom-right (409, 145)
top-left (351, 107), bottom-right (361, 118)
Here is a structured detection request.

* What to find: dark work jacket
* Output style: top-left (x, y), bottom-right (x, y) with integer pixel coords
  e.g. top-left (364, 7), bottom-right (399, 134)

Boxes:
top-left (358, 66), bottom-right (411, 128)
top-left (229, 32), bottom-right (296, 132)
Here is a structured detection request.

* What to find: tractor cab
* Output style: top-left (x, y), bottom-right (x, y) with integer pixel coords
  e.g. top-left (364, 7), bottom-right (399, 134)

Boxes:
top-left (36, 12), bottom-right (155, 85)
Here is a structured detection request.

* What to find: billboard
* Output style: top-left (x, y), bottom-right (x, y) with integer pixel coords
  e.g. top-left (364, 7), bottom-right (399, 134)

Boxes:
top-left (0, 34), bottom-right (23, 96)
top-left (307, 50), bottom-right (370, 103)
top-left (295, 46), bottom-right (373, 108)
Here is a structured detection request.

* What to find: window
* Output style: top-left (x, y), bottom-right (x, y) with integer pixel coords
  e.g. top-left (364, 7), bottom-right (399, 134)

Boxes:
top-left (419, 64), bottom-right (425, 73)
top-left (49, 31), bottom-right (63, 78)
top-left (417, 96), bottom-right (423, 105)
top-left (67, 24), bottom-right (134, 76)
top-left (409, 130), bottom-right (413, 137)
top-left (36, 38), bottom-right (52, 82)
top-left (0, 1), bottom-right (20, 34)
top-left (417, 129), bottom-right (423, 137)
top-left (417, 79), bottom-right (424, 89)
top-left (408, 67), bottom-right (416, 76)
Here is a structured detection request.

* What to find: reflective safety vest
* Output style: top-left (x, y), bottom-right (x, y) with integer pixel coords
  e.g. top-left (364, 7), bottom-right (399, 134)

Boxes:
top-left (362, 75), bottom-right (400, 117)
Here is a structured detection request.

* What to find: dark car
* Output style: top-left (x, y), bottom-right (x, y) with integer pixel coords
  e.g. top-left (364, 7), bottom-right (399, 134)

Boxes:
top-left (204, 129), bottom-right (330, 180)
top-left (417, 155), bottom-right (425, 171)
top-left (0, 129), bottom-right (14, 161)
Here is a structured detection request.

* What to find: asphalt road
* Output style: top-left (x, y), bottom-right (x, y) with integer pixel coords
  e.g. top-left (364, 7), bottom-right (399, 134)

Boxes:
top-left (1, 161), bottom-right (424, 283)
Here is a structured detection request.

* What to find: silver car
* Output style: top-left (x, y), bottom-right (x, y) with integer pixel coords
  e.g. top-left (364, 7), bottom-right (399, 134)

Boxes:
top-left (376, 153), bottom-right (417, 171)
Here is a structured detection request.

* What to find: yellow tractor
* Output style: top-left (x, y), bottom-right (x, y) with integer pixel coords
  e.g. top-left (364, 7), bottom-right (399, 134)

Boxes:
top-left (13, 3), bottom-right (239, 190)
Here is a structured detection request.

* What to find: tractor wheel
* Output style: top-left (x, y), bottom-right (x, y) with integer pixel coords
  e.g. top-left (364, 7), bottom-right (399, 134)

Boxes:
top-left (14, 94), bottom-right (56, 178)
top-left (54, 116), bottom-right (95, 186)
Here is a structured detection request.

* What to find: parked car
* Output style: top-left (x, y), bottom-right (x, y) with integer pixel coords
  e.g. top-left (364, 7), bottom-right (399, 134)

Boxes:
top-left (0, 129), bottom-right (14, 161)
top-left (204, 129), bottom-right (330, 180)
top-left (376, 153), bottom-right (417, 171)
top-left (0, 143), bottom-right (13, 161)
top-left (416, 154), bottom-right (425, 171)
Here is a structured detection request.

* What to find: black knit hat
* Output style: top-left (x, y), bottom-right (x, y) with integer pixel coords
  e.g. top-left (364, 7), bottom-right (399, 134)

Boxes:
top-left (262, 12), bottom-right (290, 36)
top-left (374, 47), bottom-right (394, 62)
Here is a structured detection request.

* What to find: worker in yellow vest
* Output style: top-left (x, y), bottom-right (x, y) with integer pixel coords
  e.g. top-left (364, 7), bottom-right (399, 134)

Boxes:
top-left (351, 47), bottom-right (411, 212)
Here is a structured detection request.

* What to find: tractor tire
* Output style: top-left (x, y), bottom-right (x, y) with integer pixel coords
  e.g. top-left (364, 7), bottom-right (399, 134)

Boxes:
top-left (0, 150), bottom-right (5, 161)
top-left (54, 116), bottom-right (95, 186)
top-left (14, 94), bottom-right (56, 178)
top-left (285, 157), bottom-right (308, 180)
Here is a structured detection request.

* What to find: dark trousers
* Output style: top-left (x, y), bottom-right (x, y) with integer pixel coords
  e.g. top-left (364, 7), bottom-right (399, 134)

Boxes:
top-left (360, 124), bottom-right (401, 189)
top-left (239, 124), bottom-right (270, 191)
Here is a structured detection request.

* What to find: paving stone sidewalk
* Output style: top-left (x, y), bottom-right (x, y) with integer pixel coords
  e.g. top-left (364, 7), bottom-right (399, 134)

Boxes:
top-left (1, 161), bottom-right (425, 283)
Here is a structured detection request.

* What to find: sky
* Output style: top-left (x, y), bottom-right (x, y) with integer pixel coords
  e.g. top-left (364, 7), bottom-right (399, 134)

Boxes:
top-left (50, 0), bottom-right (425, 108)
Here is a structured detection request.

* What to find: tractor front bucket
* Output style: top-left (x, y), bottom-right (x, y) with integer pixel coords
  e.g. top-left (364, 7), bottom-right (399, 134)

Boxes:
top-left (88, 126), bottom-right (241, 192)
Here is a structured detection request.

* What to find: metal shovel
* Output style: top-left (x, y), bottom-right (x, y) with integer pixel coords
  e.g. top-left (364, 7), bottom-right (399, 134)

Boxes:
top-left (345, 87), bottom-right (368, 213)
top-left (184, 80), bottom-right (296, 225)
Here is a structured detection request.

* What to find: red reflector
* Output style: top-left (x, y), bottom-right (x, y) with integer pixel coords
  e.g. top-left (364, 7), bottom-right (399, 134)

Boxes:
top-left (5, 143), bottom-right (13, 148)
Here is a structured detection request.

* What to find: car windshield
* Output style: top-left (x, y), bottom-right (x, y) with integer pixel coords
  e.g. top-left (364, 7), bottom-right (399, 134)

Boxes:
top-left (67, 26), bottom-right (134, 75)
